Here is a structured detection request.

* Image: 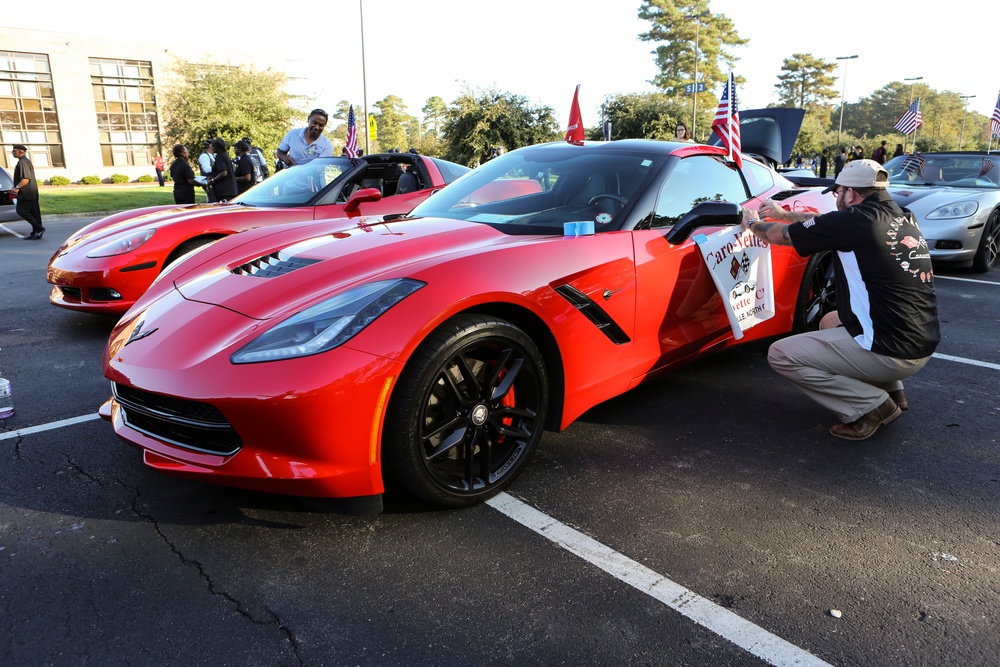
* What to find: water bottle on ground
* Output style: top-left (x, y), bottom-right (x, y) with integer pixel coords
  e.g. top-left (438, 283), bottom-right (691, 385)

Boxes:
top-left (0, 376), bottom-right (12, 419)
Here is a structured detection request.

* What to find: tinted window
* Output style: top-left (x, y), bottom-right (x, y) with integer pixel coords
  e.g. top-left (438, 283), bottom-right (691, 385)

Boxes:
top-left (741, 160), bottom-right (774, 197)
top-left (651, 155), bottom-right (748, 228)
top-left (427, 157), bottom-right (472, 184)
top-left (0, 166), bottom-right (12, 189)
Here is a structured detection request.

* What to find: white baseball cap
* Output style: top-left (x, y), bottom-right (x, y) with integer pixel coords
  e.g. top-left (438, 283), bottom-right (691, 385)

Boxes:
top-left (822, 159), bottom-right (889, 194)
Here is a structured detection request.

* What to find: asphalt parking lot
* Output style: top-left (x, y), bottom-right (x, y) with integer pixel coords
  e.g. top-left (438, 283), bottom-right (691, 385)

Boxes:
top-left (2, 217), bottom-right (998, 666)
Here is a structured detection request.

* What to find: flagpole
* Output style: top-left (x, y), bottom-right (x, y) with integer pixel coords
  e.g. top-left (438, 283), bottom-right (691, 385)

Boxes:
top-left (360, 0), bottom-right (370, 156)
top-left (727, 72), bottom-right (734, 163)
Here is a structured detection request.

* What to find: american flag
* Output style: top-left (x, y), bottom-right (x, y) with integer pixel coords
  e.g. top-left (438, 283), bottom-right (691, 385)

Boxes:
top-left (991, 91), bottom-right (1000, 137)
top-left (981, 157), bottom-right (995, 177)
top-left (345, 105), bottom-right (359, 158)
top-left (711, 71), bottom-right (742, 167)
top-left (894, 98), bottom-right (923, 135)
top-left (901, 154), bottom-right (925, 176)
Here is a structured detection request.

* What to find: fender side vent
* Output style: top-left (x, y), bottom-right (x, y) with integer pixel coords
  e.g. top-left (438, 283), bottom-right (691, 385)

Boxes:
top-left (232, 251), bottom-right (320, 278)
top-left (554, 284), bottom-right (631, 345)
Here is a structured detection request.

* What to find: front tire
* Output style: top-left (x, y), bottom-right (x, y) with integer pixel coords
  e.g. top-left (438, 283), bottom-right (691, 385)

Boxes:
top-left (793, 250), bottom-right (836, 332)
top-left (384, 315), bottom-right (549, 507)
top-left (971, 209), bottom-right (1000, 273)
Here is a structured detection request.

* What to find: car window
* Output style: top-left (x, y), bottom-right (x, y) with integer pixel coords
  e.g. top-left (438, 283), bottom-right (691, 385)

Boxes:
top-left (741, 160), bottom-right (774, 197)
top-left (0, 166), bottom-right (12, 189)
top-left (885, 153), bottom-right (999, 188)
top-left (410, 146), bottom-right (665, 235)
top-left (233, 158), bottom-right (355, 206)
top-left (427, 157), bottom-right (472, 184)
top-left (650, 155), bottom-right (748, 228)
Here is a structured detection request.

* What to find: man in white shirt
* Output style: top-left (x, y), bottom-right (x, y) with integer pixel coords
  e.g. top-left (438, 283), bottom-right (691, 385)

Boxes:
top-left (275, 108), bottom-right (334, 167)
top-left (198, 140), bottom-right (216, 201)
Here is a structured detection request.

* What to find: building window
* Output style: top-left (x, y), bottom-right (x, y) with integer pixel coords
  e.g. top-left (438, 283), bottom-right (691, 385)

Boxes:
top-left (90, 57), bottom-right (159, 167)
top-left (0, 51), bottom-right (65, 169)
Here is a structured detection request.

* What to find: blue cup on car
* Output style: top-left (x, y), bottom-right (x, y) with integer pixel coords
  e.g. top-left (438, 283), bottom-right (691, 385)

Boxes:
top-left (563, 221), bottom-right (595, 237)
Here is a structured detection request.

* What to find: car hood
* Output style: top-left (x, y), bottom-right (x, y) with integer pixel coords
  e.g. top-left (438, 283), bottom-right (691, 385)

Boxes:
top-left (169, 217), bottom-right (527, 320)
top-left (888, 184), bottom-right (989, 211)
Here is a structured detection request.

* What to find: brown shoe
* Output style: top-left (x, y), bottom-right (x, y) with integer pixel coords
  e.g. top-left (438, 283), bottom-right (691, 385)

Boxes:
top-left (829, 396), bottom-right (902, 441)
top-left (889, 389), bottom-right (908, 411)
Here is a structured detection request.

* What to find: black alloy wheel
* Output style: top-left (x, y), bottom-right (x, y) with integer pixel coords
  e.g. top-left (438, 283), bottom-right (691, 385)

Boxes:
top-left (971, 209), bottom-right (1000, 273)
top-left (794, 250), bottom-right (837, 332)
top-left (384, 315), bottom-right (549, 507)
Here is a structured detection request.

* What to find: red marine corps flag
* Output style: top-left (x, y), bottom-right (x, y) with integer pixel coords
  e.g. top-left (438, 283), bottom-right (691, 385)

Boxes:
top-left (565, 84), bottom-right (585, 144)
top-left (711, 71), bottom-right (742, 167)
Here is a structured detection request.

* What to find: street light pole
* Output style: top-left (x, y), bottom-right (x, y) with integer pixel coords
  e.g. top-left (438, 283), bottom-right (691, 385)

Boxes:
top-left (959, 94), bottom-right (976, 150)
top-left (835, 55), bottom-right (858, 157)
top-left (360, 0), bottom-right (370, 155)
top-left (684, 10), bottom-right (710, 140)
top-left (903, 76), bottom-right (923, 153)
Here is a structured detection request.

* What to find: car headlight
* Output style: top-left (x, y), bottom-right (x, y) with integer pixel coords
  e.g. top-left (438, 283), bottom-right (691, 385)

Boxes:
top-left (86, 229), bottom-right (156, 257)
top-left (231, 278), bottom-right (425, 364)
top-left (925, 201), bottom-right (978, 219)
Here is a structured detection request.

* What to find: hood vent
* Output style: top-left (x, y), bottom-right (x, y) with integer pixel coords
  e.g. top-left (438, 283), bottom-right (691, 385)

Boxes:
top-left (768, 189), bottom-right (807, 201)
top-left (231, 250), bottom-right (321, 278)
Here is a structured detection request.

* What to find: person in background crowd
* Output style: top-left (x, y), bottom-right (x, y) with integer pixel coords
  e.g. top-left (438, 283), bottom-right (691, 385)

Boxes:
top-left (871, 140), bottom-right (888, 165)
top-left (893, 143), bottom-right (905, 158)
top-left (674, 122), bottom-right (694, 142)
top-left (153, 153), bottom-right (165, 186)
top-left (9, 143), bottom-right (44, 239)
top-left (834, 147), bottom-right (847, 176)
top-left (198, 139), bottom-right (216, 202)
top-left (206, 138), bottom-right (237, 201)
top-left (819, 148), bottom-right (829, 178)
top-left (233, 140), bottom-right (256, 195)
top-left (169, 144), bottom-right (198, 205)
top-left (742, 160), bottom-right (939, 441)
top-left (275, 108), bottom-right (333, 167)
top-left (854, 145), bottom-right (865, 161)
top-left (242, 136), bottom-right (269, 181)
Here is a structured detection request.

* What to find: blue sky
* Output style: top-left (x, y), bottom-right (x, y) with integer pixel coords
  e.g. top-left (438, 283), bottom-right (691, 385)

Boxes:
top-left (14, 0), bottom-right (998, 130)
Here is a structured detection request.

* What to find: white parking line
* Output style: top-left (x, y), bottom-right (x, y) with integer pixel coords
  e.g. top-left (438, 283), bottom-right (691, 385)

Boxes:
top-left (932, 352), bottom-right (1000, 371)
top-left (0, 412), bottom-right (101, 440)
top-left (487, 492), bottom-right (832, 667)
top-left (0, 222), bottom-right (27, 239)
top-left (935, 275), bottom-right (1000, 286)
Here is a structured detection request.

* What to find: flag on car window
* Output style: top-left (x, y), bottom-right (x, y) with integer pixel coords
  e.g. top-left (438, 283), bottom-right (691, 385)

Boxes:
top-left (894, 99), bottom-right (923, 135)
top-left (711, 71), bottom-right (742, 167)
top-left (991, 91), bottom-right (1000, 138)
top-left (565, 85), bottom-right (585, 144)
top-left (981, 157), bottom-right (995, 178)
top-left (901, 154), bottom-right (925, 176)
top-left (345, 105), bottom-right (359, 158)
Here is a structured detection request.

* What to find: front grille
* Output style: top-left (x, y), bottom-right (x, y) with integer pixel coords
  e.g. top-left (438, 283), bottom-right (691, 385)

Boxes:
top-left (113, 383), bottom-right (242, 456)
top-left (59, 286), bottom-right (82, 302)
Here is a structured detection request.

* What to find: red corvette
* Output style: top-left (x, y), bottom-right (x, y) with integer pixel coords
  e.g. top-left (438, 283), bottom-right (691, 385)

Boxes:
top-left (47, 152), bottom-right (469, 315)
top-left (101, 130), bottom-right (837, 513)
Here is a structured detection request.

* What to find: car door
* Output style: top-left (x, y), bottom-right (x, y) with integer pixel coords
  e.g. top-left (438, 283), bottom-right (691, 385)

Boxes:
top-left (629, 154), bottom-right (751, 382)
top-left (0, 166), bottom-right (20, 223)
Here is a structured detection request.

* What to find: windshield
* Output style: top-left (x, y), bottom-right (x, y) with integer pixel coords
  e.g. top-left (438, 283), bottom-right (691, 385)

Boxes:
top-left (409, 144), bottom-right (665, 234)
top-left (232, 157), bottom-right (357, 206)
top-left (886, 153), bottom-right (999, 188)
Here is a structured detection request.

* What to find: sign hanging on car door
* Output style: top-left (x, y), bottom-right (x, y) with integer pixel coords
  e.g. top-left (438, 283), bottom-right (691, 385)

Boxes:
top-left (694, 227), bottom-right (775, 339)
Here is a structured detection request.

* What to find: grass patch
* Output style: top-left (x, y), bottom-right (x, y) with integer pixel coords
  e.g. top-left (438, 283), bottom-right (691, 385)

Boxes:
top-left (38, 184), bottom-right (207, 216)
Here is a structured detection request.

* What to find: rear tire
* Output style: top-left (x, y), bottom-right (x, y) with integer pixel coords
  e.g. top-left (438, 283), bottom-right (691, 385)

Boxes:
top-left (383, 315), bottom-right (549, 507)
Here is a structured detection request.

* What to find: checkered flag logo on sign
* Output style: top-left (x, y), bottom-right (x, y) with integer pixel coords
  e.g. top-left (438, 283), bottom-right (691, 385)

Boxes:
top-left (740, 253), bottom-right (751, 275)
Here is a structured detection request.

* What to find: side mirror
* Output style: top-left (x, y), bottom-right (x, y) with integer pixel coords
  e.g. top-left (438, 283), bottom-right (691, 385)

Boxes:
top-left (344, 187), bottom-right (382, 214)
top-left (665, 201), bottom-right (742, 245)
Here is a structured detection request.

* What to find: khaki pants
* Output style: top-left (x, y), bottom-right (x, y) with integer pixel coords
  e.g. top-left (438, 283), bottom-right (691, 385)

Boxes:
top-left (768, 327), bottom-right (931, 423)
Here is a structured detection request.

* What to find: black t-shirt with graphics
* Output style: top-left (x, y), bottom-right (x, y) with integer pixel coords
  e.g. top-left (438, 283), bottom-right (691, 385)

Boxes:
top-left (787, 190), bottom-right (940, 360)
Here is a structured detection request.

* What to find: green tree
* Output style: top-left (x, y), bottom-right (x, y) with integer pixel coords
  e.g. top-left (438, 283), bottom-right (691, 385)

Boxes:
top-left (774, 54), bottom-right (838, 109)
top-left (160, 60), bottom-right (297, 160)
top-left (441, 87), bottom-right (559, 166)
top-left (421, 96), bottom-right (448, 137)
top-left (330, 100), bottom-right (368, 153)
top-left (588, 92), bottom-right (690, 141)
top-left (637, 0), bottom-right (747, 98)
top-left (373, 95), bottom-right (415, 153)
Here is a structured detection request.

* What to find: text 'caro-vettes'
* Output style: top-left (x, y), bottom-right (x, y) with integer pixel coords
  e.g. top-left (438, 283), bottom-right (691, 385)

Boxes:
top-left (101, 125), bottom-right (838, 513)
top-left (47, 152), bottom-right (469, 314)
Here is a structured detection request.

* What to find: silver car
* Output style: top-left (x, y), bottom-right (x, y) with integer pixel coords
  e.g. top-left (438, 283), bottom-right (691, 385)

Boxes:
top-left (0, 165), bottom-right (25, 224)
top-left (886, 151), bottom-right (1000, 272)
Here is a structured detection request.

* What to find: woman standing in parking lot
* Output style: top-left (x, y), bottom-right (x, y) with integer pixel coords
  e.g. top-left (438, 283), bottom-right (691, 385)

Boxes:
top-left (169, 144), bottom-right (198, 205)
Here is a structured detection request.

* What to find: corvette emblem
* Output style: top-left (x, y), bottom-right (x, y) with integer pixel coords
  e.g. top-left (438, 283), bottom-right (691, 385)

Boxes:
top-left (124, 320), bottom-right (159, 347)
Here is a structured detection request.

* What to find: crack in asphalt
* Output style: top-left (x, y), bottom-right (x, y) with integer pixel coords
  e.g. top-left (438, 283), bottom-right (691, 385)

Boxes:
top-left (122, 482), bottom-right (305, 666)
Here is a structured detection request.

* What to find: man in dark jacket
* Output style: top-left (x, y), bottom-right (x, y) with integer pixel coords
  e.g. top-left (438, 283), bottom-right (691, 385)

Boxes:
top-left (206, 138), bottom-right (237, 201)
top-left (744, 160), bottom-right (939, 441)
top-left (9, 144), bottom-right (44, 239)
